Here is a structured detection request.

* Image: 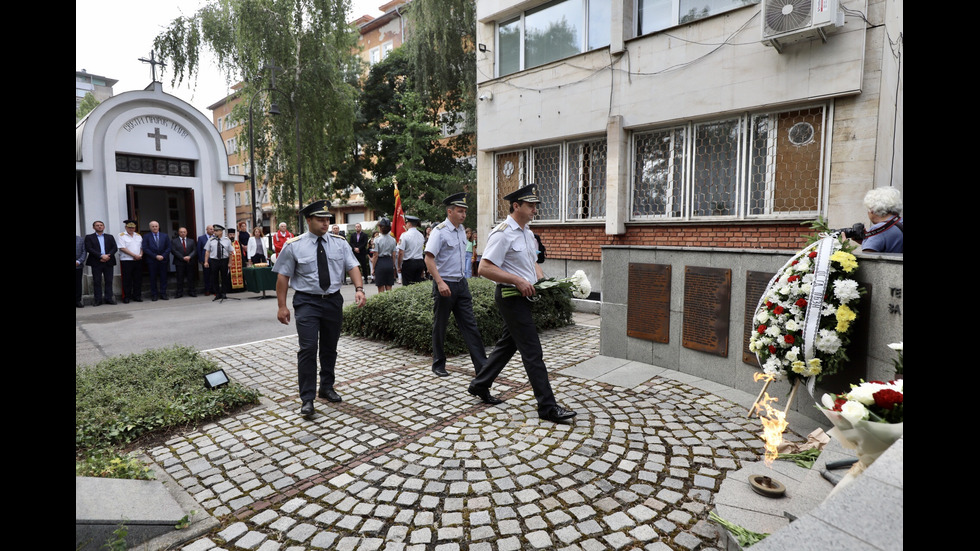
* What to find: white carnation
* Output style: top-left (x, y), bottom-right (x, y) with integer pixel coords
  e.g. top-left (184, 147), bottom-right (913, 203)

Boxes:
top-left (834, 279), bottom-right (860, 303)
top-left (814, 329), bottom-right (841, 354)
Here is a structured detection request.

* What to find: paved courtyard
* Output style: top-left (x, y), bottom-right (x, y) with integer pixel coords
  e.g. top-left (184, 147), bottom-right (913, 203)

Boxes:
top-left (148, 323), bottom-right (791, 550)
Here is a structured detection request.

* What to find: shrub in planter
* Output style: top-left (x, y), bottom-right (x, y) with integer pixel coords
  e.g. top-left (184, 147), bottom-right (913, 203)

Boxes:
top-left (342, 277), bottom-right (573, 355)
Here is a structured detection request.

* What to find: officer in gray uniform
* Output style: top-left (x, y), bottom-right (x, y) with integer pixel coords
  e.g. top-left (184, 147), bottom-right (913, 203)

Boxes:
top-left (468, 184), bottom-right (577, 424)
top-left (424, 193), bottom-right (487, 377)
top-left (398, 214), bottom-right (426, 285)
top-left (274, 200), bottom-right (367, 418)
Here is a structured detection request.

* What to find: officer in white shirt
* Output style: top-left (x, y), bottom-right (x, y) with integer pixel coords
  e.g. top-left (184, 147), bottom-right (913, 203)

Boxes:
top-left (398, 215), bottom-right (426, 285)
top-left (468, 184), bottom-right (577, 424)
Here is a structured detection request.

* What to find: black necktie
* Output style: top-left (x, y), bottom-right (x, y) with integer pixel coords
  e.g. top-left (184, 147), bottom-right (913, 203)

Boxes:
top-left (218, 240), bottom-right (223, 259)
top-left (317, 237), bottom-right (331, 291)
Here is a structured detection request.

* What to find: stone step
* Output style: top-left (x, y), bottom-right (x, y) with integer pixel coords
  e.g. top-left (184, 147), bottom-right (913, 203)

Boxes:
top-left (75, 476), bottom-right (186, 550)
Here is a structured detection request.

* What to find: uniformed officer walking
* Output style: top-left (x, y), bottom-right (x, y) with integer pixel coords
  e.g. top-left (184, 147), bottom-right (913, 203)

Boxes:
top-left (274, 200), bottom-right (367, 418)
top-left (398, 215), bottom-right (426, 285)
top-left (467, 184), bottom-right (577, 423)
top-left (424, 193), bottom-right (487, 377)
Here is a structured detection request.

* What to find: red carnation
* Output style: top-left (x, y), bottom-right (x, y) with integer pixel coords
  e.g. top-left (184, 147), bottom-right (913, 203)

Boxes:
top-left (773, 306), bottom-right (785, 315)
top-left (808, 251), bottom-right (817, 258)
top-left (758, 325), bottom-right (767, 334)
top-left (833, 398), bottom-right (847, 411)
top-left (873, 389), bottom-right (903, 410)
top-left (784, 334), bottom-right (795, 344)
top-left (795, 298), bottom-right (808, 307)
top-left (787, 275), bottom-right (799, 282)
top-left (768, 345), bottom-right (776, 354)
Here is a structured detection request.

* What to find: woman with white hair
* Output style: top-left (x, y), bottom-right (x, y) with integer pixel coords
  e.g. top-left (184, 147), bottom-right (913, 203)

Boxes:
top-left (861, 188), bottom-right (903, 253)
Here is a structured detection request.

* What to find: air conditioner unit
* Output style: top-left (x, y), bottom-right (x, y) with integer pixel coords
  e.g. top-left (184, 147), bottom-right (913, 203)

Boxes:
top-left (761, 0), bottom-right (845, 52)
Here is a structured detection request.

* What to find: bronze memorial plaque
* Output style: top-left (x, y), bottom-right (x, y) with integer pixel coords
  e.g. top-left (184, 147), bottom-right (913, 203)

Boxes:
top-left (627, 263), bottom-right (671, 343)
top-left (743, 271), bottom-right (775, 365)
top-left (682, 266), bottom-right (731, 357)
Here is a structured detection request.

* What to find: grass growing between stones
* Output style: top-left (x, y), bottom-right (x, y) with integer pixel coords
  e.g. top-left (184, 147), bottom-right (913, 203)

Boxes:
top-left (76, 345), bottom-right (261, 479)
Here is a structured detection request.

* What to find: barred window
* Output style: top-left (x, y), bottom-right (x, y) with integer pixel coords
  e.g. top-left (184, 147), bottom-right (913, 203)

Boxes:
top-left (631, 105), bottom-right (826, 220)
top-left (566, 138), bottom-right (607, 220)
top-left (532, 145), bottom-right (562, 221)
top-left (495, 137), bottom-right (607, 223)
top-left (632, 127), bottom-right (684, 218)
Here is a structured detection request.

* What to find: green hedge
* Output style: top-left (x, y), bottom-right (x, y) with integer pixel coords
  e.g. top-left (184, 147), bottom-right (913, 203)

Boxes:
top-left (342, 277), bottom-right (573, 355)
top-left (76, 346), bottom-right (261, 454)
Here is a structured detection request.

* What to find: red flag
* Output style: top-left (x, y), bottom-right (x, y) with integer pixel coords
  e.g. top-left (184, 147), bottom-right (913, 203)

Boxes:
top-left (392, 181), bottom-right (405, 241)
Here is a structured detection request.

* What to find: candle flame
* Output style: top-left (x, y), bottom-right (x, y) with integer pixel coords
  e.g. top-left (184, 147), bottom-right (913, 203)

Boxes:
top-left (753, 373), bottom-right (789, 467)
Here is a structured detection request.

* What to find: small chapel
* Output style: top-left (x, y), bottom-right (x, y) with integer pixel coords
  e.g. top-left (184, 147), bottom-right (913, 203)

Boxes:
top-left (76, 77), bottom-right (243, 293)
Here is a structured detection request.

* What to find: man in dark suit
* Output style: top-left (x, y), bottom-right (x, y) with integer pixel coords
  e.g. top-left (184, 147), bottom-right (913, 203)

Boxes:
top-left (349, 223), bottom-right (370, 284)
top-left (171, 227), bottom-right (197, 298)
top-left (143, 220), bottom-right (172, 301)
top-left (197, 225), bottom-right (214, 296)
top-left (84, 220), bottom-right (118, 306)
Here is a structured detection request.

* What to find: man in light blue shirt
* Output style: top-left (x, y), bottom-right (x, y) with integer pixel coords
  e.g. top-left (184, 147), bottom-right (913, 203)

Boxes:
top-left (274, 200), bottom-right (366, 418)
top-left (424, 193), bottom-right (487, 378)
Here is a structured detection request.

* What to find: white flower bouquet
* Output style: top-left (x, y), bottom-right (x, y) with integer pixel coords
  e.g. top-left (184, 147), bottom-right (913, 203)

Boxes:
top-left (818, 378), bottom-right (904, 495)
top-left (501, 270), bottom-right (592, 300)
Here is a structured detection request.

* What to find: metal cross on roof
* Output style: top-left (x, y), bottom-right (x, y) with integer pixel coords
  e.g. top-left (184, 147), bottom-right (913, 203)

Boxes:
top-left (138, 51), bottom-right (167, 83)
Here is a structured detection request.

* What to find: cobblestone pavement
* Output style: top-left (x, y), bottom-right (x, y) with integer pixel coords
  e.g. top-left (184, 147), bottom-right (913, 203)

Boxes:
top-left (147, 324), bottom-right (790, 550)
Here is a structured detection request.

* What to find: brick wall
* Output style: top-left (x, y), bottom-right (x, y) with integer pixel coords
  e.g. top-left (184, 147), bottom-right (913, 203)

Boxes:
top-left (532, 223), bottom-right (813, 261)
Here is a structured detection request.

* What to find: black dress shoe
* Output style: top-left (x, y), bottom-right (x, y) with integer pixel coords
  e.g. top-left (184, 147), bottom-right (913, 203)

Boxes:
top-left (300, 400), bottom-right (315, 418)
top-left (104, 299), bottom-right (116, 305)
top-left (122, 298), bottom-right (129, 304)
top-left (152, 296), bottom-right (158, 301)
top-left (318, 388), bottom-right (342, 402)
top-left (133, 297), bottom-right (143, 302)
top-left (76, 302), bottom-right (84, 308)
top-left (188, 292), bottom-right (197, 297)
top-left (432, 366), bottom-right (449, 377)
top-left (540, 406), bottom-right (577, 424)
top-left (93, 300), bottom-right (103, 306)
top-left (468, 386), bottom-right (504, 405)
top-left (160, 295), bottom-right (169, 300)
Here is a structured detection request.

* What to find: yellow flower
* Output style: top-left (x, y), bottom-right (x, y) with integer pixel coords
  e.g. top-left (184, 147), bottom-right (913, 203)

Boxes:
top-left (836, 304), bottom-right (857, 332)
top-left (830, 251), bottom-right (858, 273)
top-left (791, 360), bottom-right (806, 374)
top-left (806, 358), bottom-right (822, 375)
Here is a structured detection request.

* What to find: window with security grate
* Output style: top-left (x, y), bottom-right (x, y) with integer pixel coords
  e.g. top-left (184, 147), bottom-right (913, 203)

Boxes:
top-left (631, 104), bottom-right (826, 220)
top-left (495, 137), bottom-right (608, 223)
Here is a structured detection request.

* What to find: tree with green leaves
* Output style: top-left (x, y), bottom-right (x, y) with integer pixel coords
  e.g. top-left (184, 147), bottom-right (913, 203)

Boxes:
top-left (76, 92), bottom-right (100, 122)
top-left (403, 0), bottom-right (476, 147)
top-left (152, 0), bottom-right (363, 224)
top-left (357, 48), bottom-right (475, 226)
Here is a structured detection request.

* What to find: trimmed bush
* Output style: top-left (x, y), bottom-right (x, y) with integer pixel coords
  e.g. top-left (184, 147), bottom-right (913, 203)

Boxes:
top-left (76, 346), bottom-right (261, 454)
top-left (342, 277), bottom-right (573, 355)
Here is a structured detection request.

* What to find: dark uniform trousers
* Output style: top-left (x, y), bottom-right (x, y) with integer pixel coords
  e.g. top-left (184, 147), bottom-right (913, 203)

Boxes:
top-left (402, 259), bottom-right (425, 285)
top-left (294, 291), bottom-right (344, 402)
top-left (431, 279), bottom-right (486, 373)
top-left (211, 258), bottom-right (230, 297)
top-left (121, 260), bottom-right (142, 300)
top-left (470, 285), bottom-right (558, 415)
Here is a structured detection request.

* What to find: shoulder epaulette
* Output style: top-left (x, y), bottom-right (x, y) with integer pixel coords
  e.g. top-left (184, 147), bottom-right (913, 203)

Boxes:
top-left (328, 233), bottom-right (345, 239)
top-left (436, 222), bottom-right (446, 230)
top-left (490, 222), bottom-right (508, 234)
top-left (119, 232), bottom-right (126, 237)
top-left (284, 235), bottom-right (302, 245)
